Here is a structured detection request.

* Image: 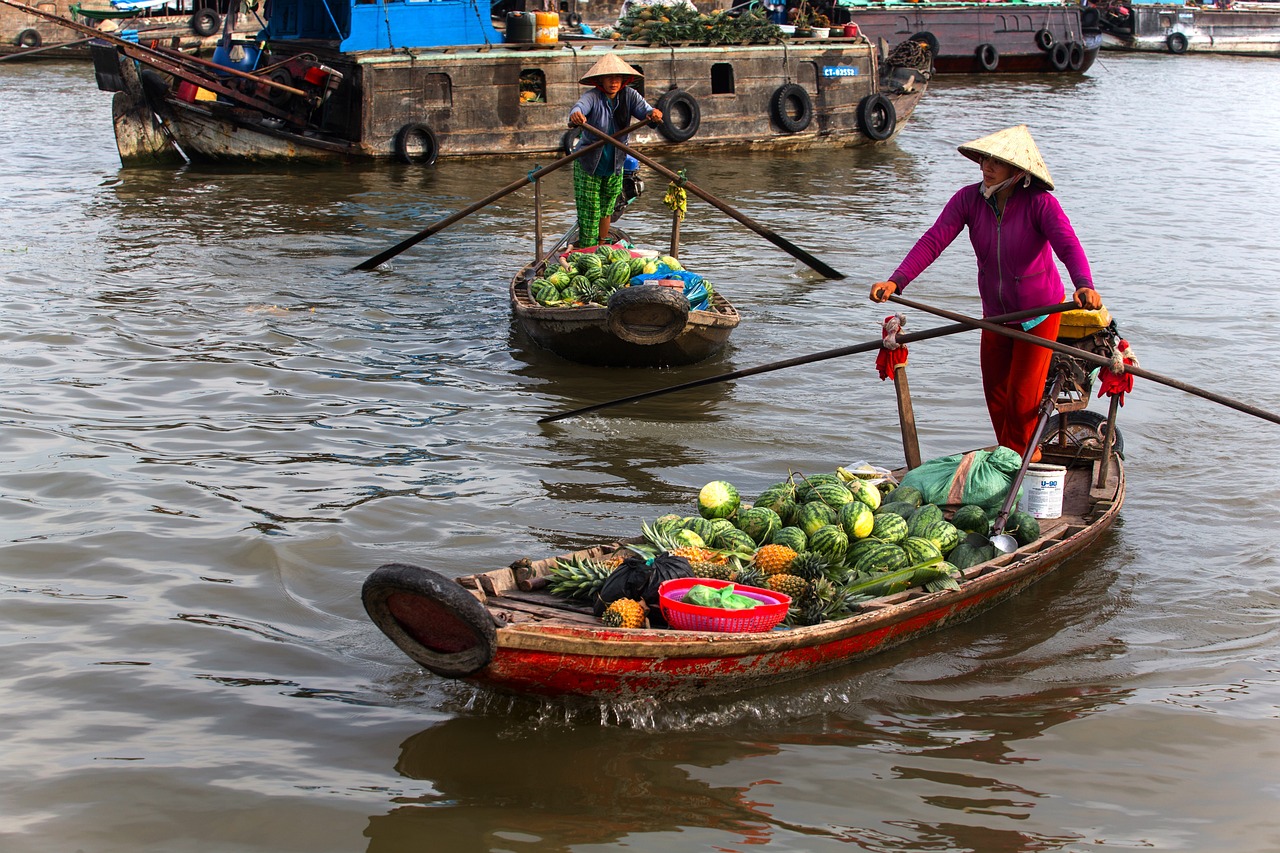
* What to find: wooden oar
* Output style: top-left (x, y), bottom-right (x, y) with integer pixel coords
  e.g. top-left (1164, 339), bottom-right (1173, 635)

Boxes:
top-left (577, 122), bottom-right (846, 281)
top-left (889, 294), bottom-right (1280, 427)
top-left (352, 119), bottom-right (651, 272)
top-left (537, 302), bottom-right (1077, 424)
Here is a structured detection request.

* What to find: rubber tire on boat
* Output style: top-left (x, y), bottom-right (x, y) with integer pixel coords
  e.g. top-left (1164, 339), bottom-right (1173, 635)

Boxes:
top-left (855, 93), bottom-right (896, 142)
top-left (909, 30), bottom-right (940, 57)
top-left (561, 127), bottom-right (581, 156)
top-left (1049, 41), bottom-right (1071, 71)
top-left (1068, 40), bottom-right (1086, 70)
top-left (606, 284), bottom-right (690, 346)
top-left (1081, 6), bottom-right (1100, 29)
top-left (394, 123), bottom-right (440, 165)
top-left (1166, 31), bottom-right (1188, 53)
top-left (976, 42), bottom-right (999, 72)
top-left (265, 68), bottom-right (294, 107)
top-left (565, 11), bottom-right (582, 26)
top-left (1042, 409), bottom-right (1125, 458)
top-left (190, 8), bottom-right (220, 37)
top-left (16, 28), bottom-right (41, 48)
top-left (654, 89), bottom-right (701, 143)
top-left (770, 83), bottom-right (813, 133)
top-left (1035, 28), bottom-right (1055, 51)
top-left (362, 563), bottom-right (498, 678)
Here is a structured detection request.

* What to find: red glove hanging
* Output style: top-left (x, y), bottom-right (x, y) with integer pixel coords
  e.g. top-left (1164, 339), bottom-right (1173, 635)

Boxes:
top-left (1098, 338), bottom-right (1138, 405)
top-left (876, 313), bottom-right (909, 381)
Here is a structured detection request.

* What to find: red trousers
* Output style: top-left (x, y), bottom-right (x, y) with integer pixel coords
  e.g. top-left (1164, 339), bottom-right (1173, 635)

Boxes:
top-left (979, 314), bottom-right (1060, 455)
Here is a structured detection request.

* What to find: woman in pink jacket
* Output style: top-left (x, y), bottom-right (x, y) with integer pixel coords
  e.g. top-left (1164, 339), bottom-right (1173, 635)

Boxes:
top-left (870, 125), bottom-right (1103, 462)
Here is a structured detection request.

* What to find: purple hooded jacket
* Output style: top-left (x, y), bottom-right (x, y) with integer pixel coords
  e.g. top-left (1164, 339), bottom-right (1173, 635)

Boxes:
top-left (891, 182), bottom-right (1094, 319)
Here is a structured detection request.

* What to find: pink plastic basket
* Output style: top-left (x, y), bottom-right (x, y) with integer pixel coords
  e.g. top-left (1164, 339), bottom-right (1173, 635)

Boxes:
top-left (659, 577), bottom-right (790, 633)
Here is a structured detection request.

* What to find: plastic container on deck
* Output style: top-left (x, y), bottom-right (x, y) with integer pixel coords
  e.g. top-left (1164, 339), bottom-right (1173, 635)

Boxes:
top-left (505, 11), bottom-right (535, 43)
top-left (534, 10), bottom-right (560, 43)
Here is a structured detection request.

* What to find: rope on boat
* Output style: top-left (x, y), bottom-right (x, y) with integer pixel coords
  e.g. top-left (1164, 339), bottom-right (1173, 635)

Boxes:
top-left (886, 39), bottom-right (932, 71)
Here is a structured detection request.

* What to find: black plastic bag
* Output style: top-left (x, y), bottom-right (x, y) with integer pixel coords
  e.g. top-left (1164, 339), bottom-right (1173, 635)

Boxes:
top-left (593, 552), bottom-right (693, 618)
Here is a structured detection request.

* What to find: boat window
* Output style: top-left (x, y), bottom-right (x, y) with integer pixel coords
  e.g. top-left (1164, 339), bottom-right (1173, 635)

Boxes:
top-left (520, 69), bottom-right (546, 104)
top-left (1159, 13), bottom-right (1174, 26)
top-left (628, 65), bottom-right (645, 97)
top-left (711, 63), bottom-right (734, 94)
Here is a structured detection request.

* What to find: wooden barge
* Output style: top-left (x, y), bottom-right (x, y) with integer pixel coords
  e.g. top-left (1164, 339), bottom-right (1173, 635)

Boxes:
top-left (836, 0), bottom-right (1102, 74)
top-left (0, 0), bottom-right (931, 166)
top-left (1098, 1), bottom-right (1280, 55)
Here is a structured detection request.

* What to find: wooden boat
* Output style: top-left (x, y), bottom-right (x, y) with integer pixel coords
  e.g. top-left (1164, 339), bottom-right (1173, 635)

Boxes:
top-left (1098, 1), bottom-right (1280, 56)
top-left (0, 0), bottom-right (931, 166)
top-left (836, 0), bottom-right (1102, 74)
top-left (509, 237), bottom-right (741, 368)
top-left (363, 448), bottom-right (1123, 701)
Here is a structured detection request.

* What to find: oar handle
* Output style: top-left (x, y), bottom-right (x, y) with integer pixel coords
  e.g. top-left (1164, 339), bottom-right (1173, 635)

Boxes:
top-left (889, 294), bottom-right (1280, 427)
top-left (537, 302), bottom-right (1074, 424)
top-left (577, 122), bottom-right (846, 281)
top-left (353, 118), bottom-right (652, 272)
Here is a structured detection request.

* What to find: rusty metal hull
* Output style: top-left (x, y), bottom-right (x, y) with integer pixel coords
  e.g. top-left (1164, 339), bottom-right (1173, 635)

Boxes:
top-left (369, 454), bottom-right (1123, 701)
top-left (106, 38), bottom-right (929, 164)
top-left (509, 276), bottom-right (740, 368)
top-left (844, 2), bottom-right (1100, 74)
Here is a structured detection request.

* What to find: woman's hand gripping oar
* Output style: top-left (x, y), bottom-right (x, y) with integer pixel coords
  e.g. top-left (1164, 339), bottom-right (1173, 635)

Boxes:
top-left (537, 302), bottom-right (1077, 424)
top-left (577, 121), bottom-right (846, 280)
top-left (353, 118), bottom-right (653, 272)
top-left (888, 294), bottom-right (1280, 427)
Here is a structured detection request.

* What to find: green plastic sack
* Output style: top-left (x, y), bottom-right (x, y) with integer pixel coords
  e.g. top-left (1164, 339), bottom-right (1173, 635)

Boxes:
top-left (897, 447), bottom-right (1024, 512)
top-left (683, 584), bottom-right (758, 610)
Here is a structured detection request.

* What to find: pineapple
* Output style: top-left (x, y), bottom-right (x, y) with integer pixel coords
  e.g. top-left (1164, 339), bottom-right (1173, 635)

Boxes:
top-left (733, 562), bottom-right (767, 591)
top-left (637, 520), bottom-right (736, 579)
top-left (601, 598), bottom-right (648, 629)
top-left (547, 555), bottom-right (615, 601)
top-left (752, 544), bottom-right (798, 576)
top-left (672, 547), bottom-right (735, 580)
top-left (787, 550), bottom-right (830, 582)
top-left (765, 573), bottom-right (809, 600)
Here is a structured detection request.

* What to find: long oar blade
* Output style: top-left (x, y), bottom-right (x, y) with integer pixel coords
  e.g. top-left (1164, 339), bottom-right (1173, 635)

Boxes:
top-left (890, 294), bottom-right (1280, 427)
top-left (353, 119), bottom-right (649, 272)
top-left (578, 122), bottom-right (846, 280)
top-left (538, 302), bottom-right (1075, 424)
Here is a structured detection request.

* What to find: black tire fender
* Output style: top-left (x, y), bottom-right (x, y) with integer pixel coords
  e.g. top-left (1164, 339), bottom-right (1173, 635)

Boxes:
top-left (654, 89), bottom-right (700, 143)
top-left (15, 28), bottom-right (41, 48)
top-left (770, 83), bottom-right (813, 133)
top-left (565, 11), bottom-right (582, 26)
top-left (856, 93), bottom-right (896, 142)
top-left (1042, 410), bottom-right (1125, 458)
top-left (909, 30), bottom-right (939, 57)
top-left (394, 123), bottom-right (439, 165)
top-left (976, 42), bottom-right (999, 71)
top-left (1049, 41), bottom-right (1070, 70)
top-left (1166, 31), bottom-right (1188, 53)
top-left (1068, 40), bottom-right (1086, 70)
top-left (1081, 6), bottom-right (1100, 29)
top-left (606, 285), bottom-right (690, 345)
top-left (1035, 28), bottom-right (1055, 51)
top-left (362, 563), bottom-right (498, 678)
top-left (190, 8), bottom-right (220, 37)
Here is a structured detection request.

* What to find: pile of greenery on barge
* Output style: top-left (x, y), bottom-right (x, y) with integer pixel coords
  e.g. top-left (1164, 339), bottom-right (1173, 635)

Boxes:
top-left (614, 4), bottom-right (782, 45)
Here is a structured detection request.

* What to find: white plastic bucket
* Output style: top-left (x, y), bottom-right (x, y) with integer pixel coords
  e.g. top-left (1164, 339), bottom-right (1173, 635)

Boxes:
top-left (1019, 462), bottom-right (1065, 519)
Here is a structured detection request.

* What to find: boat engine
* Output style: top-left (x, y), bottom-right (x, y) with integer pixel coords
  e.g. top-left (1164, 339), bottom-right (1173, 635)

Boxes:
top-left (250, 57), bottom-right (343, 118)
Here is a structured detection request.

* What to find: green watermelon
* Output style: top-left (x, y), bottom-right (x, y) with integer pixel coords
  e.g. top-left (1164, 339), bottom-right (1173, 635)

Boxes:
top-left (717, 527), bottom-right (757, 554)
top-left (753, 486), bottom-right (796, 525)
top-left (921, 520), bottom-right (961, 555)
top-left (847, 479), bottom-right (882, 511)
top-left (796, 501), bottom-right (837, 537)
top-left (902, 536), bottom-right (943, 566)
top-left (869, 512), bottom-right (909, 544)
top-left (1004, 510), bottom-right (1041, 546)
top-left (607, 260), bottom-right (632, 287)
top-left (808, 524), bottom-right (849, 563)
top-left (671, 528), bottom-right (706, 549)
top-left (878, 500), bottom-right (917, 520)
top-left (770, 526), bottom-right (807, 553)
top-left (838, 500), bottom-right (875, 540)
top-left (948, 540), bottom-right (996, 570)
top-left (907, 504), bottom-right (944, 538)
top-left (845, 537), bottom-right (882, 568)
top-left (706, 517), bottom-right (737, 541)
top-left (627, 256), bottom-right (647, 277)
top-left (852, 542), bottom-right (910, 575)
top-left (885, 485), bottom-right (924, 508)
top-left (574, 252), bottom-right (603, 275)
top-left (737, 506), bottom-right (782, 545)
top-left (681, 516), bottom-right (717, 544)
top-left (795, 472), bottom-right (842, 503)
top-left (811, 481), bottom-right (854, 509)
top-left (697, 480), bottom-right (740, 519)
top-left (951, 505), bottom-right (990, 536)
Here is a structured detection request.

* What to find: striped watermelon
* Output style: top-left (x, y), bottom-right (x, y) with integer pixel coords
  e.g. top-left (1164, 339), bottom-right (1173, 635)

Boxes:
top-left (808, 524), bottom-right (849, 563)
top-left (885, 485), bottom-right (924, 508)
top-left (681, 516), bottom-right (718, 544)
top-left (951, 504), bottom-right (990, 536)
top-left (921, 519), bottom-right (961, 555)
top-left (697, 480), bottom-right (740, 519)
top-left (907, 504), bottom-right (944, 538)
top-left (869, 512), bottom-right (908, 544)
top-left (770, 525), bottom-right (808, 553)
top-left (717, 527), bottom-right (758, 555)
top-left (902, 536), bottom-right (943, 566)
top-left (847, 479), bottom-right (882, 511)
top-left (845, 537), bottom-right (882, 568)
top-left (810, 481), bottom-right (854, 509)
top-left (753, 486), bottom-right (797, 526)
top-left (852, 542), bottom-right (910, 575)
top-left (737, 506), bottom-right (782, 545)
top-left (838, 500), bottom-right (875, 540)
top-left (796, 501), bottom-right (837, 537)
top-left (795, 473), bottom-right (842, 504)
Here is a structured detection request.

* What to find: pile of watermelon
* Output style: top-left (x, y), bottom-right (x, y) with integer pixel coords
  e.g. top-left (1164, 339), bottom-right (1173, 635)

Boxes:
top-left (528, 247), bottom-right (709, 308)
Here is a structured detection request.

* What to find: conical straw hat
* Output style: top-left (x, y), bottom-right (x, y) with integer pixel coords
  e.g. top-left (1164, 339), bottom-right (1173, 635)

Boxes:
top-left (578, 53), bottom-right (644, 85)
top-left (957, 125), bottom-right (1054, 190)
